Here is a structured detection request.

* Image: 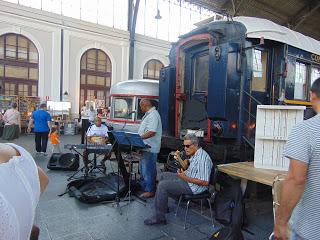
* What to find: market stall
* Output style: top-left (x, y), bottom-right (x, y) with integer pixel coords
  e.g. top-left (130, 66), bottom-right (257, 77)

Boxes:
top-left (47, 101), bottom-right (79, 135)
top-left (0, 95), bottom-right (40, 134)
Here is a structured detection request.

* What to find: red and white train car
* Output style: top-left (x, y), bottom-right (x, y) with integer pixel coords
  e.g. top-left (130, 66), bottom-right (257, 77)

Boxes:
top-left (107, 79), bottom-right (159, 132)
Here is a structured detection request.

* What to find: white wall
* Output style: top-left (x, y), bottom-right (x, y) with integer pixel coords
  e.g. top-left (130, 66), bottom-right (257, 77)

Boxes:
top-left (134, 35), bottom-right (171, 79)
top-left (0, 0), bottom-right (171, 114)
top-left (0, 14), bottom-right (60, 101)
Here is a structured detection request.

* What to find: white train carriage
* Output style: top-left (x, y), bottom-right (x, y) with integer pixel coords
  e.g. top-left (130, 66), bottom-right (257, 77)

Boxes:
top-left (108, 79), bottom-right (159, 132)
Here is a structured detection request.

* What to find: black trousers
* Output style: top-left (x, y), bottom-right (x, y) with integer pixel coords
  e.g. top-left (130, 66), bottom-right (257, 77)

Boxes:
top-left (35, 132), bottom-right (49, 153)
top-left (81, 119), bottom-right (91, 144)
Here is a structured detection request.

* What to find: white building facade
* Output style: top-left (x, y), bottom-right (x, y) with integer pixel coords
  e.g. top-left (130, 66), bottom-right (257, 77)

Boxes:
top-left (0, 1), bottom-right (170, 114)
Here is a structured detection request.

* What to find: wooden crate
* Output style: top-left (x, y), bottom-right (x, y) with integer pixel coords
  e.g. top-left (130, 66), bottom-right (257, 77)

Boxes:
top-left (254, 105), bottom-right (306, 171)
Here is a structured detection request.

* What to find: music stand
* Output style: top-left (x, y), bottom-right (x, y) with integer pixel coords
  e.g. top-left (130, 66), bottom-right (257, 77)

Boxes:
top-left (110, 131), bottom-right (149, 215)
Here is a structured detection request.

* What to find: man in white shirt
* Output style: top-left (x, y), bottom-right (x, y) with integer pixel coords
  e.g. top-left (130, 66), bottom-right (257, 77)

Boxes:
top-left (86, 106), bottom-right (96, 123)
top-left (81, 105), bottom-right (96, 144)
top-left (83, 117), bottom-right (109, 173)
top-left (138, 99), bottom-right (162, 198)
top-left (86, 117), bottom-right (109, 143)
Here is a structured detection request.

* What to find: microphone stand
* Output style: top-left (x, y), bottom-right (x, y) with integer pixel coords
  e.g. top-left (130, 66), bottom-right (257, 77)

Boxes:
top-left (120, 111), bottom-right (136, 131)
top-left (84, 124), bottom-right (93, 178)
top-left (122, 133), bottom-right (147, 205)
top-left (113, 139), bottom-right (123, 214)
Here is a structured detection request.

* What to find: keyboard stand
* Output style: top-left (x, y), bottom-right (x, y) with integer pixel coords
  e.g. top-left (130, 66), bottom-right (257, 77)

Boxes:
top-left (65, 145), bottom-right (113, 181)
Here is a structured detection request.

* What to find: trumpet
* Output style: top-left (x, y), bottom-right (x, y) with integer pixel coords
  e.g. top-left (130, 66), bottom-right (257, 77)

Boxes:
top-left (173, 150), bottom-right (186, 170)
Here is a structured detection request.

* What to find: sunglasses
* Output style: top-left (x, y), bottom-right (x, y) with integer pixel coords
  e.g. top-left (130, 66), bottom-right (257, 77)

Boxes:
top-left (183, 143), bottom-right (193, 148)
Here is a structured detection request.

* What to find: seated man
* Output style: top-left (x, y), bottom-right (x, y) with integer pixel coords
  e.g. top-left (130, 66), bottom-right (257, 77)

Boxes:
top-left (144, 133), bottom-right (213, 225)
top-left (83, 117), bottom-right (109, 171)
top-left (86, 117), bottom-right (109, 144)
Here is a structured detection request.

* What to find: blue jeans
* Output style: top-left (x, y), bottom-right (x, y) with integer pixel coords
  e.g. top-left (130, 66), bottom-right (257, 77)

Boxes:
top-left (139, 151), bottom-right (158, 192)
top-left (291, 230), bottom-right (303, 240)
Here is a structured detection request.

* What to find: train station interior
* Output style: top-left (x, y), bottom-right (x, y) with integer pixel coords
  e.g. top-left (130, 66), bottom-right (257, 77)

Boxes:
top-left (0, 0), bottom-right (319, 240)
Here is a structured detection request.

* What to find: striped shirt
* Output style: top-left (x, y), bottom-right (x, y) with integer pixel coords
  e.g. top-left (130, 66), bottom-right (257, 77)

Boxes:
top-left (185, 148), bottom-right (213, 194)
top-left (283, 114), bottom-right (320, 240)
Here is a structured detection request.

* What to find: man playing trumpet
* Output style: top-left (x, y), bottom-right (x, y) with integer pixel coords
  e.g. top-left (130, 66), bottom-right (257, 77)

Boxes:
top-left (144, 133), bottom-right (213, 225)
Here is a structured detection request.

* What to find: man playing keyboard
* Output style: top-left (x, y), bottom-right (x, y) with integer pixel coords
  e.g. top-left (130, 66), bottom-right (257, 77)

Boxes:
top-left (83, 117), bottom-right (109, 172)
top-left (86, 117), bottom-right (109, 144)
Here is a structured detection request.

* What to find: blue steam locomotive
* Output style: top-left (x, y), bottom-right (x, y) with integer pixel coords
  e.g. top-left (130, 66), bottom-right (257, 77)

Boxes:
top-left (159, 16), bottom-right (320, 162)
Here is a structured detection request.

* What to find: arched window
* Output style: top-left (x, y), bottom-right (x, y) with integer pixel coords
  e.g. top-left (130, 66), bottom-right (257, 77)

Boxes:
top-left (80, 48), bottom-right (112, 110)
top-left (0, 33), bottom-right (39, 96)
top-left (143, 59), bottom-right (164, 80)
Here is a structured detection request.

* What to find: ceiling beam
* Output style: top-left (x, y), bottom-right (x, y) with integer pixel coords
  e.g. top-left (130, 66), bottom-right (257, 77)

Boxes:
top-left (214, 0), bottom-right (241, 17)
top-left (234, 0), bottom-right (246, 16)
top-left (188, 0), bottom-right (320, 40)
top-left (238, 0), bottom-right (287, 22)
top-left (186, 0), bottom-right (227, 15)
top-left (215, 0), bottom-right (286, 21)
top-left (288, 1), bottom-right (320, 30)
top-left (231, 0), bottom-right (236, 15)
top-left (221, 0), bottom-right (231, 10)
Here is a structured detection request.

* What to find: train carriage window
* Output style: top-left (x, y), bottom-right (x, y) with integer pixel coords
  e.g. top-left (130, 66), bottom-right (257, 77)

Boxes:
top-left (113, 97), bottom-right (133, 119)
top-left (311, 67), bottom-right (320, 86)
top-left (251, 49), bottom-right (267, 92)
top-left (294, 62), bottom-right (307, 100)
top-left (193, 54), bottom-right (209, 92)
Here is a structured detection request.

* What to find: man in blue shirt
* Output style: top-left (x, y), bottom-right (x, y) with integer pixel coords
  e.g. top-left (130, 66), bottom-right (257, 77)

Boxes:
top-left (27, 103), bottom-right (52, 155)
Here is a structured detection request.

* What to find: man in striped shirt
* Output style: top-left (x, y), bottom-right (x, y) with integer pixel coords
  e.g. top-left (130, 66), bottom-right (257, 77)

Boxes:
top-left (144, 133), bottom-right (213, 225)
top-left (274, 77), bottom-right (320, 240)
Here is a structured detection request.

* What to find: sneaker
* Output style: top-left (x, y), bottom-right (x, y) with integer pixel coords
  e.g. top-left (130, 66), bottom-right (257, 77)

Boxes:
top-left (140, 192), bottom-right (155, 199)
top-left (144, 217), bottom-right (167, 226)
top-left (35, 152), bottom-right (41, 155)
top-left (41, 152), bottom-right (48, 156)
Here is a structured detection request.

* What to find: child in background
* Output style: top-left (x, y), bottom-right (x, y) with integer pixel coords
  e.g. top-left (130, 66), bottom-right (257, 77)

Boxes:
top-left (49, 127), bottom-right (61, 153)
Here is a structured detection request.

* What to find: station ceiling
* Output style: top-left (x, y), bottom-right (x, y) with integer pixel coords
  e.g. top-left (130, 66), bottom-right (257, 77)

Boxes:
top-left (188, 0), bottom-right (320, 41)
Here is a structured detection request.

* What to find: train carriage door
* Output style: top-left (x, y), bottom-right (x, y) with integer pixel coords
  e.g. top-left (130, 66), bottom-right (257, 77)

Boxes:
top-left (207, 43), bottom-right (241, 139)
top-left (250, 49), bottom-right (270, 103)
top-left (243, 48), bottom-right (271, 144)
top-left (181, 47), bottom-right (209, 139)
top-left (174, 34), bottom-right (212, 141)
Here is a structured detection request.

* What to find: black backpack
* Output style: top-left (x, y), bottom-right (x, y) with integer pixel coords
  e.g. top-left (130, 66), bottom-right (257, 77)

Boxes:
top-left (210, 225), bottom-right (244, 240)
top-left (65, 174), bottom-right (127, 204)
top-left (212, 180), bottom-right (245, 240)
top-left (214, 180), bottom-right (244, 226)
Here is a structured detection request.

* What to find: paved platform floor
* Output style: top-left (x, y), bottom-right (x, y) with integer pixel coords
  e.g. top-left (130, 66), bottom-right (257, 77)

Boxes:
top-left (1, 134), bottom-right (274, 240)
